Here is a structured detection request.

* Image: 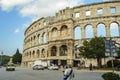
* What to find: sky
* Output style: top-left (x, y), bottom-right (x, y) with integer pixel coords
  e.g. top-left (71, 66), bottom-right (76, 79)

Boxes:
top-left (0, 0), bottom-right (111, 56)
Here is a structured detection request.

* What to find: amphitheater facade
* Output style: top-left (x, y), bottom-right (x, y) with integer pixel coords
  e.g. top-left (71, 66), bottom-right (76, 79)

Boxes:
top-left (22, 1), bottom-right (120, 68)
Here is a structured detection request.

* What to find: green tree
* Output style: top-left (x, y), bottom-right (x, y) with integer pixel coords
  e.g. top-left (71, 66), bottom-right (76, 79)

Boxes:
top-left (12, 49), bottom-right (22, 64)
top-left (0, 55), bottom-right (11, 65)
top-left (80, 37), bottom-right (105, 68)
top-left (116, 47), bottom-right (120, 59)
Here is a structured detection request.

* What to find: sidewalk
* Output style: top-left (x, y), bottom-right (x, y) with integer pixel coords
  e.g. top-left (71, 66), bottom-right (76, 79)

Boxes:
top-left (74, 68), bottom-right (120, 73)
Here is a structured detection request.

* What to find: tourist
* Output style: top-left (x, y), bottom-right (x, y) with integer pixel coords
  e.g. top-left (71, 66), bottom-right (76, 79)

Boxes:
top-left (63, 64), bottom-right (74, 80)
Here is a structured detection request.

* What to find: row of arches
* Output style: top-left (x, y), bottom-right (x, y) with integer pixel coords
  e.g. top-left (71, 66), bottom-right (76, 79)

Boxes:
top-left (74, 22), bottom-right (119, 39)
top-left (24, 25), bottom-right (69, 47)
top-left (51, 45), bottom-right (68, 56)
top-left (24, 22), bottom-right (120, 49)
top-left (24, 48), bottom-right (46, 59)
top-left (24, 45), bottom-right (68, 60)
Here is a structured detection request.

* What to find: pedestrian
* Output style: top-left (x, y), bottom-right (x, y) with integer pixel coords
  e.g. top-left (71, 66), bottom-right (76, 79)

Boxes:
top-left (63, 64), bottom-right (74, 80)
top-left (77, 63), bottom-right (80, 70)
top-left (89, 63), bottom-right (92, 71)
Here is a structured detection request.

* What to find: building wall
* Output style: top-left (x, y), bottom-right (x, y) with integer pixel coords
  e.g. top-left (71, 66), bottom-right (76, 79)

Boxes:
top-left (22, 1), bottom-right (120, 68)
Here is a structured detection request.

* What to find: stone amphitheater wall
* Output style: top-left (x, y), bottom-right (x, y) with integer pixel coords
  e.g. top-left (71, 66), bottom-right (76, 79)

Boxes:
top-left (22, 1), bottom-right (120, 68)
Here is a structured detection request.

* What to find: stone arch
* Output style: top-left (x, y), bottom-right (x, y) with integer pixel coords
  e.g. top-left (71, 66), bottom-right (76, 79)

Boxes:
top-left (37, 49), bottom-right (40, 58)
top-left (34, 36), bottom-right (36, 45)
top-left (32, 50), bottom-right (35, 58)
top-left (85, 24), bottom-right (94, 38)
top-left (74, 25), bottom-right (81, 39)
top-left (42, 32), bottom-right (47, 43)
top-left (97, 23), bottom-right (106, 37)
top-left (60, 25), bottom-right (68, 30)
top-left (51, 27), bottom-right (58, 39)
top-left (26, 52), bottom-right (29, 56)
top-left (51, 27), bottom-right (58, 32)
top-left (41, 48), bottom-right (45, 58)
top-left (60, 25), bottom-right (68, 39)
top-left (28, 38), bottom-right (30, 44)
top-left (51, 46), bottom-right (57, 56)
top-left (110, 22), bottom-right (119, 37)
top-left (30, 37), bottom-right (33, 46)
top-left (37, 34), bottom-right (40, 44)
top-left (29, 51), bottom-right (31, 59)
top-left (60, 45), bottom-right (68, 56)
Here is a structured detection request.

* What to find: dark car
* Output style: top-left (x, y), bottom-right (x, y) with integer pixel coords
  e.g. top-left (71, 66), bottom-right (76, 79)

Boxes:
top-left (117, 65), bottom-right (120, 71)
top-left (33, 65), bottom-right (44, 70)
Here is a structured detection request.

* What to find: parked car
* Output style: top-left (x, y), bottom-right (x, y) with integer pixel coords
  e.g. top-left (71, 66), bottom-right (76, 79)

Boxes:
top-left (117, 65), bottom-right (120, 71)
top-left (6, 63), bottom-right (15, 71)
top-left (48, 65), bottom-right (59, 70)
top-left (33, 65), bottom-right (44, 70)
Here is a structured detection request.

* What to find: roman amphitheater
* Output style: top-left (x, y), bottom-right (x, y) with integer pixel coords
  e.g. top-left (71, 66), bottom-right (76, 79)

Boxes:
top-left (22, 1), bottom-right (120, 68)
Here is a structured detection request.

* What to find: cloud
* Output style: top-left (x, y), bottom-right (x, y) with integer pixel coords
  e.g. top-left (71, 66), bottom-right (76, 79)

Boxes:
top-left (0, 0), bottom-right (34, 11)
top-left (14, 21), bottom-right (31, 34)
top-left (0, 0), bottom-right (83, 19)
top-left (14, 28), bottom-right (20, 33)
top-left (19, 0), bottom-right (84, 19)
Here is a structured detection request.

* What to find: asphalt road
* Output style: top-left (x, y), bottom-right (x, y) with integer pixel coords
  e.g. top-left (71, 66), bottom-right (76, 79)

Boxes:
top-left (0, 67), bottom-right (115, 80)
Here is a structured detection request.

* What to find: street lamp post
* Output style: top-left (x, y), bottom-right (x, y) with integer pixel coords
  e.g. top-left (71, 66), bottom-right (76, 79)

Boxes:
top-left (1, 51), bottom-right (3, 65)
top-left (105, 38), bottom-right (117, 73)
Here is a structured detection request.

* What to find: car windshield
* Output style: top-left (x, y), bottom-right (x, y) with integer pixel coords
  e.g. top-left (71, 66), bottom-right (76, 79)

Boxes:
top-left (7, 64), bottom-right (14, 66)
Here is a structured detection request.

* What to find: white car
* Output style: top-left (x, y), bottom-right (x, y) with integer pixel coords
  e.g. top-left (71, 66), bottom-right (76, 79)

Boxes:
top-left (33, 65), bottom-right (44, 70)
top-left (48, 65), bottom-right (59, 70)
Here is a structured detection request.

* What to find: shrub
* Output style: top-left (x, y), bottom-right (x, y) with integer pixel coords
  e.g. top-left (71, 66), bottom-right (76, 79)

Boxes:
top-left (102, 72), bottom-right (120, 80)
top-left (107, 60), bottom-right (120, 68)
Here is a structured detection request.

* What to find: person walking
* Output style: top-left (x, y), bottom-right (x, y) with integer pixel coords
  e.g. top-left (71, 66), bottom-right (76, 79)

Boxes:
top-left (89, 63), bottom-right (93, 71)
top-left (63, 64), bottom-right (74, 80)
top-left (77, 63), bottom-right (80, 70)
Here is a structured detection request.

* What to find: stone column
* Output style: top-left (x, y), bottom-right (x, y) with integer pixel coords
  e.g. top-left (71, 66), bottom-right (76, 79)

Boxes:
top-left (57, 45), bottom-right (60, 56)
top-left (106, 22), bottom-right (110, 37)
top-left (67, 59), bottom-right (73, 65)
top-left (41, 35), bottom-right (43, 44)
top-left (93, 23), bottom-right (97, 37)
top-left (81, 26), bottom-right (85, 39)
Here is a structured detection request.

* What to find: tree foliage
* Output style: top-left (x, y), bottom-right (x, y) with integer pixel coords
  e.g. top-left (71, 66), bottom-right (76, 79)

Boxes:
top-left (0, 55), bottom-right (11, 65)
top-left (80, 36), bottom-right (105, 68)
top-left (116, 47), bottom-right (120, 59)
top-left (12, 49), bottom-right (22, 64)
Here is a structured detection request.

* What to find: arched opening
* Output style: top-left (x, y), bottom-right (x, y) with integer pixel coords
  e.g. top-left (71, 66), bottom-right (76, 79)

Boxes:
top-left (32, 51), bottom-right (35, 58)
top-left (85, 25), bottom-right (94, 38)
top-left (34, 36), bottom-right (36, 45)
top-left (97, 23), bottom-right (106, 37)
top-left (42, 32), bottom-right (47, 43)
top-left (60, 45), bottom-right (68, 56)
top-left (60, 25), bottom-right (68, 38)
top-left (74, 26), bottom-right (81, 39)
top-left (37, 49), bottom-right (40, 58)
top-left (38, 34), bottom-right (40, 44)
top-left (51, 46), bottom-right (57, 56)
top-left (110, 22), bottom-right (119, 37)
top-left (30, 51), bottom-right (31, 59)
top-left (51, 27), bottom-right (58, 40)
top-left (41, 48), bottom-right (45, 58)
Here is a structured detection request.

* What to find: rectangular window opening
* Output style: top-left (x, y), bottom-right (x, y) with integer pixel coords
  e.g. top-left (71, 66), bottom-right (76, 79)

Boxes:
top-left (98, 8), bottom-right (103, 15)
top-left (86, 10), bottom-right (91, 16)
top-left (110, 7), bottom-right (116, 14)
